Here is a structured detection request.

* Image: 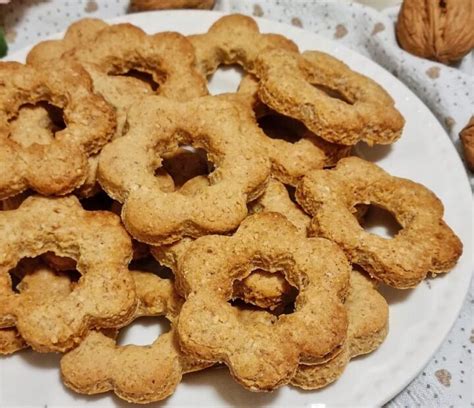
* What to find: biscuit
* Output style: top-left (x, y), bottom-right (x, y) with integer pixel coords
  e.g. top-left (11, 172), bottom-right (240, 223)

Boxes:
top-left (98, 95), bottom-right (270, 245)
top-left (0, 196), bottom-right (137, 352)
top-left (61, 272), bottom-right (211, 404)
top-left (296, 157), bottom-right (463, 288)
top-left (291, 269), bottom-right (388, 389)
top-left (0, 61), bottom-right (115, 199)
top-left (7, 104), bottom-right (101, 198)
top-left (256, 49), bottom-right (405, 145)
top-left (227, 87), bottom-right (351, 186)
top-left (190, 14), bottom-right (298, 78)
top-left (27, 18), bottom-right (108, 66)
top-left (175, 212), bottom-right (350, 391)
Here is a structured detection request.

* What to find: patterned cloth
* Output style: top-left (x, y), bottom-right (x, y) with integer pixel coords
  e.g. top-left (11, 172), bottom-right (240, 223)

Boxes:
top-left (0, 0), bottom-right (472, 406)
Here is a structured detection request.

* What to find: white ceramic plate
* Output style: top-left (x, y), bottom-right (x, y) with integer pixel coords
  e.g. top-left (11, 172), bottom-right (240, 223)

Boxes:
top-left (0, 10), bottom-right (472, 408)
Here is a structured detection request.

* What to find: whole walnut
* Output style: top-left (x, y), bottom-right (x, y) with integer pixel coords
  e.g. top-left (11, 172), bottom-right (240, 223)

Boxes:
top-left (460, 116), bottom-right (474, 171)
top-left (396, 0), bottom-right (474, 64)
top-left (130, 0), bottom-right (215, 11)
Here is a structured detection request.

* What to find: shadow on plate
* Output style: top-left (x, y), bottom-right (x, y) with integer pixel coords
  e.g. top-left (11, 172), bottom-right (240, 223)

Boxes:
top-left (354, 141), bottom-right (393, 162)
top-left (378, 283), bottom-right (413, 305)
top-left (182, 365), bottom-right (281, 406)
top-left (17, 348), bottom-right (61, 369)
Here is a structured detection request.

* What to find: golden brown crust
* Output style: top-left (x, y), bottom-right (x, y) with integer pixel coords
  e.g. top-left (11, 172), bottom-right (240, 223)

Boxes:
top-left (7, 105), bottom-right (101, 199)
top-left (291, 269), bottom-right (388, 389)
top-left (0, 328), bottom-right (28, 355)
top-left (61, 272), bottom-right (211, 404)
top-left (460, 116), bottom-right (474, 171)
top-left (28, 20), bottom-right (207, 141)
top-left (0, 259), bottom-right (77, 355)
top-left (248, 178), bottom-right (310, 236)
top-left (98, 95), bottom-right (270, 245)
top-left (0, 196), bottom-right (137, 352)
top-left (224, 91), bottom-right (351, 186)
top-left (70, 24), bottom-right (207, 102)
top-left (27, 19), bottom-right (108, 66)
top-left (255, 49), bottom-right (405, 146)
top-left (175, 213), bottom-right (350, 391)
top-left (189, 14), bottom-right (298, 77)
top-left (0, 61), bottom-right (115, 199)
top-left (296, 157), bottom-right (463, 288)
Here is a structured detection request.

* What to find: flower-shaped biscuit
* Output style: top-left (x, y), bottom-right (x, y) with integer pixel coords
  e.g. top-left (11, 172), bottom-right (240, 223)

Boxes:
top-left (190, 14), bottom-right (298, 78)
top-left (175, 212), bottom-right (350, 391)
top-left (296, 157), bottom-right (463, 288)
top-left (61, 272), bottom-right (211, 404)
top-left (0, 61), bottom-right (115, 199)
top-left (98, 95), bottom-right (270, 245)
top-left (255, 49), bottom-right (405, 145)
top-left (0, 196), bottom-right (137, 352)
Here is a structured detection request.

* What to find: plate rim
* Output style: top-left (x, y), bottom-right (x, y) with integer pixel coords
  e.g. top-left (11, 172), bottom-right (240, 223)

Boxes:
top-left (2, 9), bottom-right (473, 407)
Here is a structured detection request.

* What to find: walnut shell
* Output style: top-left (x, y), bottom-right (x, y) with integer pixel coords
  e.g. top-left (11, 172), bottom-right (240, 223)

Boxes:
top-left (396, 0), bottom-right (474, 64)
top-left (130, 0), bottom-right (215, 11)
top-left (460, 116), bottom-right (474, 171)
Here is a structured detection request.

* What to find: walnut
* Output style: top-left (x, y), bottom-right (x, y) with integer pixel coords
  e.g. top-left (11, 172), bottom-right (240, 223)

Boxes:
top-left (460, 116), bottom-right (474, 171)
top-left (130, 0), bottom-right (215, 11)
top-left (396, 0), bottom-right (474, 64)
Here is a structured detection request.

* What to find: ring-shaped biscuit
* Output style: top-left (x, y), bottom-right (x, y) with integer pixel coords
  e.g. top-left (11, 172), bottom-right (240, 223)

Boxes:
top-left (296, 157), bottom-right (463, 288)
top-left (175, 212), bottom-right (350, 391)
top-left (0, 196), bottom-right (137, 352)
top-left (152, 179), bottom-right (307, 312)
top-left (61, 272), bottom-right (211, 404)
top-left (7, 104), bottom-right (102, 198)
top-left (69, 23), bottom-right (207, 101)
top-left (190, 14), bottom-right (298, 78)
top-left (0, 61), bottom-right (115, 199)
top-left (98, 95), bottom-right (270, 245)
top-left (255, 49), bottom-right (405, 145)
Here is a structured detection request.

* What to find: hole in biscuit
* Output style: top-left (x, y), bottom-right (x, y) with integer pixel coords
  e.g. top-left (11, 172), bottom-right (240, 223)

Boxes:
top-left (312, 84), bottom-right (354, 105)
top-left (129, 256), bottom-right (173, 280)
top-left (116, 316), bottom-right (171, 346)
top-left (155, 146), bottom-right (214, 192)
top-left (230, 270), bottom-right (299, 317)
top-left (8, 102), bottom-right (66, 146)
top-left (357, 203), bottom-right (402, 238)
top-left (80, 191), bottom-right (115, 212)
top-left (208, 64), bottom-right (244, 95)
top-left (257, 113), bottom-right (305, 144)
top-left (110, 68), bottom-right (161, 92)
top-left (8, 256), bottom-right (80, 296)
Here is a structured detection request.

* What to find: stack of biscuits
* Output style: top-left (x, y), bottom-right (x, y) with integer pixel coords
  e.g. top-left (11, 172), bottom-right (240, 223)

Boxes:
top-left (0, 14), bottom-right (462, 404)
